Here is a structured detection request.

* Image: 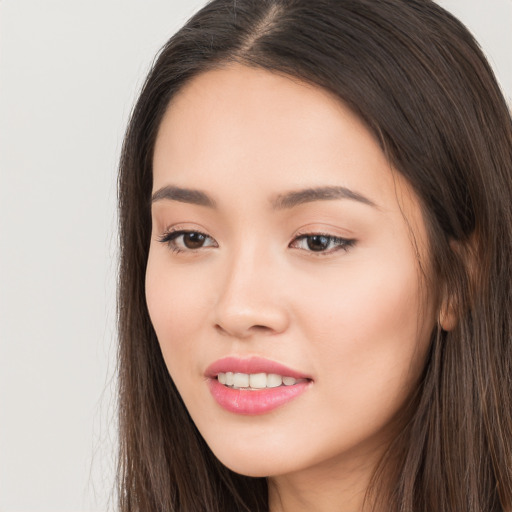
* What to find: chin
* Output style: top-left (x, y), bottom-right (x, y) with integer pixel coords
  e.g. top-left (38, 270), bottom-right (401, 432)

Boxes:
top-left (205, 437), bottom-right (296, 478)
top-left (216, 454), bottom-right (286, 478)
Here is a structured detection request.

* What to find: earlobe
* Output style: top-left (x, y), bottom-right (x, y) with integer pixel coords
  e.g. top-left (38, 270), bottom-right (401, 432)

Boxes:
top-left (439, 235), bottom-right (477, 332)
top-left (439, 297), bottom-right (458, 332)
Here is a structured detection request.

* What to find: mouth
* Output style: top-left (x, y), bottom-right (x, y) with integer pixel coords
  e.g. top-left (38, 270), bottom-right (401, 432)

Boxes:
top-left (205, 356), bottom-right (313, 415)
top-left (216, 371), bottom-right (308, 390)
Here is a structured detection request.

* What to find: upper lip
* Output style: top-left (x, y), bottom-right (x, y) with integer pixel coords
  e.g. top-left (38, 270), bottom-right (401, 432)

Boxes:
top-left (205, 356), bottom-right (312, 380)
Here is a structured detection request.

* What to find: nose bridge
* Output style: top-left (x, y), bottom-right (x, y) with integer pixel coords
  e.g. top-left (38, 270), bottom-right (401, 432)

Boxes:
top-left (213, 237), bottom-right (289, 338)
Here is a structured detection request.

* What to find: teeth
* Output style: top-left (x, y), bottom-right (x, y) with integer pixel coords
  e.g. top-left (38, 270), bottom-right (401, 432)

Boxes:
top-left (249, 373), bottom-right (267, 389)
top-left (217, 372), bottom-right (301, 389)
top-left (267, 373), bottom-right (283, 387)
top-left (233, 373), bottom-right (249, 388)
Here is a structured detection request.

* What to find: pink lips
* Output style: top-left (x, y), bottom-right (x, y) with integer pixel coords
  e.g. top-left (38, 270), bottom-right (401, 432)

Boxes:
top-left (205, 356), bottom-right (312, 415)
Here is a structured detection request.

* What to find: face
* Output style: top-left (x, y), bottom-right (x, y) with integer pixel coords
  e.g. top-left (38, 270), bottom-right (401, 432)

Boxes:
top-left (146, 64), bottom-right (436, 480)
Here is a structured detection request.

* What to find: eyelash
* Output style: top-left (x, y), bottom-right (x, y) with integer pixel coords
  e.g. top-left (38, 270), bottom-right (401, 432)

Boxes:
top-left (157, 228), bottom-right (356, 257)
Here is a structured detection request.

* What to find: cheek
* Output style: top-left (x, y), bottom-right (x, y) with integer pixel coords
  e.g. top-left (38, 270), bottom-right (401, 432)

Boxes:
top-left (299, 254), bottom-right (431, 411)
top-left (300, 255), bottom-right (422, 336)
top-left (145, 251), bottom-right (208, 377)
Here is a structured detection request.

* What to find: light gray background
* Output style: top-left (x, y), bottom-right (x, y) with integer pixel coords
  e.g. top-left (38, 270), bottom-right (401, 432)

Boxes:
top-left (0, 1), bottom-right (510, 510)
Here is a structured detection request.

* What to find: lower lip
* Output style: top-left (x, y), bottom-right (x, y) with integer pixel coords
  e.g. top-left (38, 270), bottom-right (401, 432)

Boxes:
top-left (207, 378), bottom-right (310, 415)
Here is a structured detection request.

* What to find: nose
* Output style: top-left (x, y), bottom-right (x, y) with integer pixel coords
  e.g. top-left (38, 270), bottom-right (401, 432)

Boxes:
top-left (212, 244), bottom-right (290, 339)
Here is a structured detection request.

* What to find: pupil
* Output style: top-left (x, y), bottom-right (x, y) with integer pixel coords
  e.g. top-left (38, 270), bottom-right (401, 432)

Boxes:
top-left (184, 232), bottom-right (205, 249)
top-left (308, 235), bottom-right (329, 251)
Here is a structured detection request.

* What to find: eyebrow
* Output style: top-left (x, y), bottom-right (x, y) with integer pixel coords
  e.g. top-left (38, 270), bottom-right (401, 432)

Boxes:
top-left (272, 185), bottom-right (378, 210)
top-left (151, 184), bottom-right (378, 210)
top-left (152, 185), bottom-right (217, 208)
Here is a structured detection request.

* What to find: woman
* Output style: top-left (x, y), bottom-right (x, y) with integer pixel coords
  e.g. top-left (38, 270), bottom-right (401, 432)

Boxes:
top-left (117, 0), bottom-right (512, 510)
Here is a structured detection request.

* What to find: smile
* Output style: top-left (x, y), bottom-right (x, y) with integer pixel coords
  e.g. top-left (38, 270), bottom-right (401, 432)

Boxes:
top-left (217, 372), bottom-right (305, 389)
top-left (206, 357), bottom-right (312, 414)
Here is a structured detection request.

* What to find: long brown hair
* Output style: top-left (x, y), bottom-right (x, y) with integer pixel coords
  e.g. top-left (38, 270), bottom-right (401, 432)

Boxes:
top-left (117, 1), bottom-right (512, 510)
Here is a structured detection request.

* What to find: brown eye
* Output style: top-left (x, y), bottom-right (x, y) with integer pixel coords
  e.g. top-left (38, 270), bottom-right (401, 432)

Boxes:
top-left (290, 233), bottom-right (356, 255)
top-left (182, 232), bottom-right (207, 249)
top-left (158, 229), bottom-right (217, 254)
top-left (306, 235), bottom-right (330, 251)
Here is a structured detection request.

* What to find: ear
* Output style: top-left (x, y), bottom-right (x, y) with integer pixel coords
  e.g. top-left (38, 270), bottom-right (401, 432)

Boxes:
top-left (439, 295), bottom-right (458, 332)
top-left (439, 235), bottom-right (477, 332)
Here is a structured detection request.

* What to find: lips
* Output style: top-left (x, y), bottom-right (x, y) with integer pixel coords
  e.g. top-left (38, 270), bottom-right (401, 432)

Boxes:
top-left (205, 356), bottom-right (311, 380)
top-left (205, 356), bottom-right (312, 415)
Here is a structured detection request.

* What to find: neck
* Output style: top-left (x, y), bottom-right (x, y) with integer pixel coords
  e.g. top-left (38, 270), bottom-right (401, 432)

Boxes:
top-left (267, 446), bottom-right (389, 512)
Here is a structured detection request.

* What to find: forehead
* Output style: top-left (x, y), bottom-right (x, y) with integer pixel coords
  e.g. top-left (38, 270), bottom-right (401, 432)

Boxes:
top-left (152, 64), bottom-right (424, 231)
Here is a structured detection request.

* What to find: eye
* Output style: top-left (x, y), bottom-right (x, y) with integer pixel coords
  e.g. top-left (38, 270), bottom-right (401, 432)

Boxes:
top-left (290, 233), bottom-right (356, 255)
top-left (157, 229), bottom-right (217, 254)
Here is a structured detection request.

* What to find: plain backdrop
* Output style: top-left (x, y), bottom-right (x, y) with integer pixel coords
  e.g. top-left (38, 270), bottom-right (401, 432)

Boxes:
top-left (0, 1), bottom-right (510, 510)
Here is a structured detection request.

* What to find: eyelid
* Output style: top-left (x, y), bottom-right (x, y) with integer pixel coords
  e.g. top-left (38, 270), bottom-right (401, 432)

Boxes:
top-left (290, 230), bottom-right (356, 255)
top-left (157, 227), bottom-right (218, 254)
top-left (156, 226), bottom-right (356, 256)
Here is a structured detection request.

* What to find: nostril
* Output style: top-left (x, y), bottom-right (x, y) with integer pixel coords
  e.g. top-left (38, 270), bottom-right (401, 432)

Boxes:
top-left (214, 323), bottom-right (274, 337)
top-left (213, 300), bottom-right (290, 338)
top-left (252, 325), bottom-right (270, 331)
top-left (215, 324), bottom-right (228, 335)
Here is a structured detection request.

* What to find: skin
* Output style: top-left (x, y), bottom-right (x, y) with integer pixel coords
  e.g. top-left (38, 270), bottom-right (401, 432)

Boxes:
top-left (146, 64), bottom-right (438, 512)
